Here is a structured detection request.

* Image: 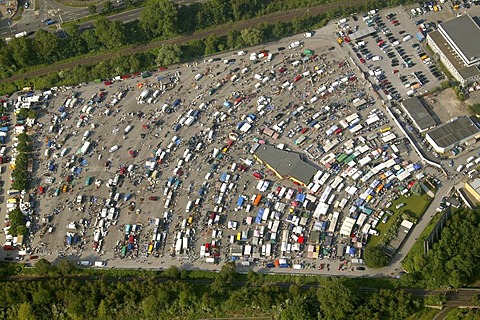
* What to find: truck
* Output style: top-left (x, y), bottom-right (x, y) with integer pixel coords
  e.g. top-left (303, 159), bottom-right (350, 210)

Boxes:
top-left (80, 141), bottom-right (91, 155)
top-left (14, 31), bottom-right (27, 38)
top-left (289, 41), bottom-right (301, 49)
top-left (94, 261), bottom-right (106, 267)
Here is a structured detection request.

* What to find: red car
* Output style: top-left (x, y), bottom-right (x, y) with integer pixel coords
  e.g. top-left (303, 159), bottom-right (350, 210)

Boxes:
top-left (253, 172), bottom-right (262, 179)
top-left (278, 67), bottom-right (286, 73)
top-left (359, 58), bottom-right (366, 64)
top-left (392, 69), bottom-right (399, 74)
top-left (104, 81), bottom-right (113, 86)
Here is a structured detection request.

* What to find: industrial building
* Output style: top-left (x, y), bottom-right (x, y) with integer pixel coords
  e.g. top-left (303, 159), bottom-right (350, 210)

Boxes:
top-left (426, 14), bottom-right (480, 85)
top-left (401, 97), bottom-right (437, 132)
top-left (254, 144), bottom-right (318, 187)
top-left (425, 116), bottom-right (480, 153)
top-left (465, 179), bottom-right (480, 203)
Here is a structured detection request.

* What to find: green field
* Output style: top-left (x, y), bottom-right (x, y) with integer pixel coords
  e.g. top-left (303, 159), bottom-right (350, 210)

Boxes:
top-left (368, 193), bottom-right (433, 248)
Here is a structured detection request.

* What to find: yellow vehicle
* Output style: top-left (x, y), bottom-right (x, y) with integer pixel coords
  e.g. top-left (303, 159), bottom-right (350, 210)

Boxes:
top-left (148, 244), bottom-right (153, 254)
top-left (453, 4), bottom-right (459, 10)
top-left (237, 232), bottom-right (241, 241)
top-left (62, 185), bottom-right (68, 193)
top-left (379, 127), bottom-right (391, 133)
top-left (188, 216), bottom-right (193, 225)
top-left (337, 37), bottom-right (343, 44)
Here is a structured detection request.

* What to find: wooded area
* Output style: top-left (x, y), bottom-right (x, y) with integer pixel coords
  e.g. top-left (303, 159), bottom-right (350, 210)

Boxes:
top-left (0, 263), bottom-right (421, 320)
top-left (402, 209), bottom-right (480, 288)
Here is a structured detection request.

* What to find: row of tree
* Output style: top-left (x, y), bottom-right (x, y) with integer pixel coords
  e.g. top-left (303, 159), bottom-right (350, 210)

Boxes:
top-left (0, 261), bottom-right (422, 320)
top-left (11, 132), bottom-right (32, 191)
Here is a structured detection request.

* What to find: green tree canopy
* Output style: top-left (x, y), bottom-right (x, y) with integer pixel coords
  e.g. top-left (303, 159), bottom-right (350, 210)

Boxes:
top-left (364, 246), bottom-right (390, 268)
top-left (155, 44), bottom-right (182, 66)
top-left (140, 0), bottom-right (179, 38)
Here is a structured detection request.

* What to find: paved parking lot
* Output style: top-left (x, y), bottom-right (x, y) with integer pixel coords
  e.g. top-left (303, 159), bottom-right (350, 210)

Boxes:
top-left (1, 4), bottom-right (479, 275)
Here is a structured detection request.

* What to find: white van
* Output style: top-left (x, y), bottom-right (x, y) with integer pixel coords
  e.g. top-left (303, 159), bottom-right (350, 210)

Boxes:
top-left (109, 145), bottom-right (119, 153)
top-left (60, 148), bottom-right (68, 157)
top-left (186, 200), bottom-right (193, 213)
top-left (124, 125), bottom-right (133, 134)
top-left (456, 164), bottom-right (464, 172)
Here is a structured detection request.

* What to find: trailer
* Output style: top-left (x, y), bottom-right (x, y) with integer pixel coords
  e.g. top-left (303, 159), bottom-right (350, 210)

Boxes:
top-left (80, 141), bottom-right (91, 155)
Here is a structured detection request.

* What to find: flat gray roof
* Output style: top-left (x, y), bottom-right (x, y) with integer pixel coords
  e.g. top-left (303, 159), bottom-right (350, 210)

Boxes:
top-left (401, 97), bottom-right (436, 131)
top-left (440, 14), bottom-right (480, 64)
top-left (428, 30), bottom-right (465, 70)
top-left (427, 116), bottom-right (480, 148)
top-left (254, 144), bottom-right (317, 185)
top-left (349, 26), bottom-right (376, 40)
top-left (458, 65), bottom-right (480, 80)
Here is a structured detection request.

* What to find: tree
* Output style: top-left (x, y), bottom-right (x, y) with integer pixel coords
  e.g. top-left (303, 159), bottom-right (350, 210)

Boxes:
top-left (317, 278), bottom-right (356, 320)
top-left (140, 0), bottom-right (179, 38)
top-left (34, 29), bottom-right (60, 63)
top-left (17, 302), bottom-right (36, 320)
top-left (469, 103), bottom-right (480, 116)
top-left (102, 1), bottom-right (113, 14)
top-left (226, 30), bottom-right (241, 49)
top-left (210, 261), bottom-right (236, 294)
top-left (94, 17), bottom-right (126, 49)
top-left (8, 208), bottom-right (26, 237)
top-left (364, 246), bottom-right (390, 268)
top-left (204, 34), bottom-right (219, 55)
top-left (10, 38), bottom-right (38, 68)
top-left (57, 258), bottom-right (75, 275)
top-left (34, 258), bottom-right (52, 275)
top-left (163, 266), bottom-right (180, 279)
top-left (155, 44), bottom-right (182, 66)
top-left (240, 28), bottom-right (263, 46)
top-left (88, 5), bottom-right (97, 15)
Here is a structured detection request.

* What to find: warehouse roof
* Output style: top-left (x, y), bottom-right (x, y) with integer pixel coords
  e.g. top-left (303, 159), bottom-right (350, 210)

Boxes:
top-left (401, 97), bottom-right (436, 131)
top-left (255, 144), bottom-right (317, 185)
top-left (439, 14), bottom-right (480, 65)
top-left (349, 26), bottom-right (376, 40)
top-left (427, 116), bottom-right (480, 148)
